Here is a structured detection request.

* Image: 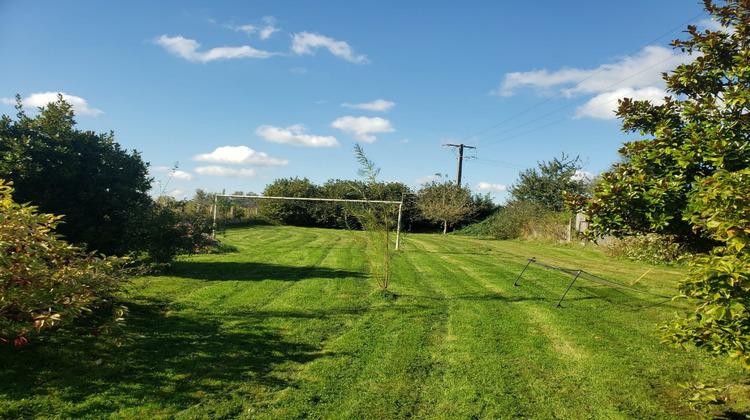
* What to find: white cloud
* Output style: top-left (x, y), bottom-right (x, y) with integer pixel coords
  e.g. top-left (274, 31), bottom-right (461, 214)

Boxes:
top-left (1, 92), bottom-right (103, 116)
top-left (331, 116), bottom-right (394, 143)
top-left (574, 87), bottom-right (667, 119)
top-left (256, 124), bottom-right (339, 147)
top-left (291, 32), bottom-right (367, 63)
top-left (154, 35), bottom-right (275, 62)
top-left (342, 99), bottom-right (395, 112)
top-left (232, 17), bottom-right (279, 40)
top-left (192, 146), bottom-right (289, 167)
top-left (572, 170), bottom-right (595, 182)
top-left (195, 166), bottom-right (256, 178)
top-left (259, 17), bottom-right (279, 40)
top-left (495, 46), bottom-right (685, 98)
top-left (150, 166), bottom-right (194, 180)
top-left (171, 171), bottom-right (194, 180)
top-left (166, 188), bottom-right (189, 200)
top-left (414, 174), bottom-right (441, 185)
top-left (476, 182), bottom-right (508, 192)
top-left (492, 46), bottom-right (692, 119)
top-left (234, 24), bottom-right (258, 35)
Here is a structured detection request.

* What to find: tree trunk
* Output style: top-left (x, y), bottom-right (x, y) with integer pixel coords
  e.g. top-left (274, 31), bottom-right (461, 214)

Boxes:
top-left (443, 220), bottom-right (448, 235)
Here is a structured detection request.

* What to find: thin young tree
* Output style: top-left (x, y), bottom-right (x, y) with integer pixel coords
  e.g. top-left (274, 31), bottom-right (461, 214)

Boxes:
top-left (351, 144), bottom-right (399, 292)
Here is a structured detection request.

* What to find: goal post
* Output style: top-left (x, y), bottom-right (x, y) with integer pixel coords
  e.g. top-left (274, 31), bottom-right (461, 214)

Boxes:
top-left (211, 194), bottom-right (405, 250)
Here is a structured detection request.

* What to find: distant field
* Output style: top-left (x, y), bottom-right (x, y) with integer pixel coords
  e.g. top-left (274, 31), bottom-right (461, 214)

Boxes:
top-left (1, 225), bottom-right (748, 419)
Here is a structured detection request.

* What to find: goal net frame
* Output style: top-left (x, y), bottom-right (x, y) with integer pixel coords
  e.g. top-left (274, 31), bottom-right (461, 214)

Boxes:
top-left (211, 194), bottom-right (406, 250)
top-left (513, 257), bottom-right (670, 308)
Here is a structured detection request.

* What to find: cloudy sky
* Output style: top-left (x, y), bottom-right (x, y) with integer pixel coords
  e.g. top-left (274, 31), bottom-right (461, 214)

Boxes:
top-left (0, 0), bottom-right (713, 201)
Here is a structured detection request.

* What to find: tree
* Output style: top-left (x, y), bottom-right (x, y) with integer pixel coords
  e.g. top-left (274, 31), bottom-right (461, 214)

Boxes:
top-left (0, 95), bottom-right (152, 256)
top-left (572, 0), bottom-right (750, 250)
top-left (510, 153), bottom-right (587, 213)
top-left (0, 180), bottom-right (128, 346)
top-left (257, 177), bottom-right (321, 226)
top-left (569, 0), bottom-right (750, 368)
top-left (416, 178), bottom-right (473, 234)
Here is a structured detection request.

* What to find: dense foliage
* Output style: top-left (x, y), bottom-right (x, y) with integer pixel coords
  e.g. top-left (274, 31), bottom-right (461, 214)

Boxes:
top-left (602, 234), bottom-right (685, 265)
top-left (0, 95), bottom-right (211, 263)
top-left (510, 153), bottom-right (588, 213)
top-left (0, 181), bottom-right (128, 346)
top-left (661, 168), bottom-right (750, 368)
top-left (459, 153), bottom-right (586, 242)
top-left (258, 177), bottom-right (322, 227)
top-left (0, 95), bottom-right (152, 256)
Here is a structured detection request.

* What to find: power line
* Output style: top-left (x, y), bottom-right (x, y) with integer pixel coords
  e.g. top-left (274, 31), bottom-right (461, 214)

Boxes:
top-left (460, 10), bottom-right (706, 146)
top-left (472, 52), bottom-right (680, 147)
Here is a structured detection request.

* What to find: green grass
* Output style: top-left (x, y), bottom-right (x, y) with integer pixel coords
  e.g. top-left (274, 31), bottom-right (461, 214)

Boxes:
top-left (1, 225), bottom-right (748, 419)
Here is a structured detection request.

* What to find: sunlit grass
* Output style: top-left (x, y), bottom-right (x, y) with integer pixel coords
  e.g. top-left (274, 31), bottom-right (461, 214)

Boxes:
top-left (1, 225), bottom-right (748, 419)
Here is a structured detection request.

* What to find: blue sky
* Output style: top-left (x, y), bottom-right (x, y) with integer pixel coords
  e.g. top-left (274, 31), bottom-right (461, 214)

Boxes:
top-left (0, 1), bottom-right (714, 202)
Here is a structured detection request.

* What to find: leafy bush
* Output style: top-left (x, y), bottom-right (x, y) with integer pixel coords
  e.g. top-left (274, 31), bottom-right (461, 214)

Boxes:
top-left (489, 201), bottom-right (544, 240)
top-left (132, 199), bottom-right (218, 264)
top-left (453, 212), bottom-right (499, 237)
top-left (257, 177), bottom-right (321, 226)
top-left (660, 168), bottom-right (750, 369)
top-left (520, 212), bottom-right (570, 242)
top-left (603, 234), bottom-right (686, 265)
top-left (0, 181), bottom-right (128, 346)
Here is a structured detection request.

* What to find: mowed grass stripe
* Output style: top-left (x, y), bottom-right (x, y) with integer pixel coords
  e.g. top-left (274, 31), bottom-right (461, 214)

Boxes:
top-left (401, 235), bottom-right (570, 417)
top-left (253, 236), bottom-right (451, 418)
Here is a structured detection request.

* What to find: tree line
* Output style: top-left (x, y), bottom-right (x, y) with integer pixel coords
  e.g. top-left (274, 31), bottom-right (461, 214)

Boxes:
top-left (203, 175), bottom-right (497, 234)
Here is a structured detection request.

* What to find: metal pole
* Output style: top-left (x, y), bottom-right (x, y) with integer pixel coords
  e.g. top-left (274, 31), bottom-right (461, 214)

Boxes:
top-left (211, 194), bottom-right (218, 239)
top-left (456, 144), bottom-right (464, 186)
top-left (556, 270), bottom-right (582, 308)
top-left (395, 200), bottom-right (403, 251)
top-left (513, 258), bottom-right (536, 286)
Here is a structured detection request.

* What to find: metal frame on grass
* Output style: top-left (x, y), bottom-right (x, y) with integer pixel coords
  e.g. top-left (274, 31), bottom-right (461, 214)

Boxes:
top-left (514, 257), bottom-right (670, 308)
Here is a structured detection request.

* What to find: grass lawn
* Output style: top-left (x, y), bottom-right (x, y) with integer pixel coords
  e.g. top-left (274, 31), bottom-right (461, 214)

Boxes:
top-left (1, 225), bottom-right (748, 419)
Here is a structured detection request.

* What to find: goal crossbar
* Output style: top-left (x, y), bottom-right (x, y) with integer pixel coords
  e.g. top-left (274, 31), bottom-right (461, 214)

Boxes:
top-left (513, 257), bottom-right (670, 308)
top-left (211, 194), bottom-right (405, 249)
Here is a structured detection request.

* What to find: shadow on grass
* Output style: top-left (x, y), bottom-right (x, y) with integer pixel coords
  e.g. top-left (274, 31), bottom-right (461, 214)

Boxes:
top-left (0, 298), bottom-right (341, 418)
top-left (399, 292), bottom-right (550, 304)
top-left (169, 261), bottom-right (366, 282)
top-left (511, 280), bottom-right (676, 311)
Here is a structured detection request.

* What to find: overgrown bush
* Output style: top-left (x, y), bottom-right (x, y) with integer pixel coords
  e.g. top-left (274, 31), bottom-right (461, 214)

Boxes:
top-left (132, 198), bottom-right (218, 264)
top-left (0, 181), bottom-right (128, 346)
top-left (490, 201), bottom-right (547, 240)
top-left (453, 212), bottom-right (499, 237)
top-left (603, 234), bottom-right (686, 265)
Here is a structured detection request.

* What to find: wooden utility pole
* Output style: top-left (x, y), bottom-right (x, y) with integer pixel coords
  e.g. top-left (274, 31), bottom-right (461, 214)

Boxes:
top-left (444, 143), bottom-right (476, 186)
